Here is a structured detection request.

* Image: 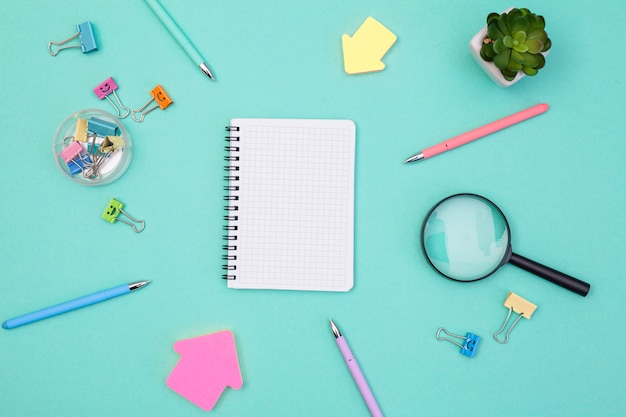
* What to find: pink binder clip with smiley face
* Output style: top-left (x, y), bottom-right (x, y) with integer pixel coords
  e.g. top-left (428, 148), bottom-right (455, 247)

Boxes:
top-left (93, 77), bottom-right (130, 119)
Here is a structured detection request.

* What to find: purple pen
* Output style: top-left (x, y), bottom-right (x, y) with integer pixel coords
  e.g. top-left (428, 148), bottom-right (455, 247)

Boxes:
top-left (329, 319), bottom-right (383, 417)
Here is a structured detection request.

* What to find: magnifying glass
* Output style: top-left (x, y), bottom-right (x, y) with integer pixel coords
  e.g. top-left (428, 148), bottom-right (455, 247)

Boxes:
top-left (421, 193), bottom-right (590, 296)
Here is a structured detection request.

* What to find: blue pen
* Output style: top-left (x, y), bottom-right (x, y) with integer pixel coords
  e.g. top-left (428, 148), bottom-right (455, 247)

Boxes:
top-left (2, 280), bottom-right (151, 329)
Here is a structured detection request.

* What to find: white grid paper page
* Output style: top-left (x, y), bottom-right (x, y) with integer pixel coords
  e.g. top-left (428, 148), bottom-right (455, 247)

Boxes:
top-left (227, 118), bottom-right (355, 291)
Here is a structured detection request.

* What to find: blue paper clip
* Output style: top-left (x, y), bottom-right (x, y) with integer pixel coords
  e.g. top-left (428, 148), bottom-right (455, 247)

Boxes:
top-left (436, 327), bottom-right (480, 358)
top-left (48, 21), bottom-right (98, 56)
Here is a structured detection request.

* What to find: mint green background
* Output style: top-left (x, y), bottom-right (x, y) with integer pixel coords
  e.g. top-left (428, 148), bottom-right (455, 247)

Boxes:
top-left (1, 1), bottom-right (624, 416)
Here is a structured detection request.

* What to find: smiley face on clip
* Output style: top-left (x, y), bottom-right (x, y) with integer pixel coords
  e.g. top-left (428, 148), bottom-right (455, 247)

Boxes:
top-left (94, 77), bottom-right (118, 99)
top-left (151, 85), bottom-right (173, 109)
top-left (100, 83), bottom-right (112, 94)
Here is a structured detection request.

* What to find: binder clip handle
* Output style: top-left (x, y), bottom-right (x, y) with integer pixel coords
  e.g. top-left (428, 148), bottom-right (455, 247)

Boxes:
top-left (48, 21), bottom-right (97, 56)
top-left (493, 307), bottom-right (524, 344)
top-left (436, 327), bottom-right (480, 358)
top-left (48, 31), bottom-right (80, 56)
top-left (493, 292), bottom-right (537, 344)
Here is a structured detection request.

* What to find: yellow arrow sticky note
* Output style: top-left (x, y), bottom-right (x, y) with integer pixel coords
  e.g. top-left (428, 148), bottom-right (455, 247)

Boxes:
top-left (341, 17), bottom-right (397, 75)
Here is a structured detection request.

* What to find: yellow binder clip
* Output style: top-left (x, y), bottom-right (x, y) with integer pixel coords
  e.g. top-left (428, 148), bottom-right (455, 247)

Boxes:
top-left (493, 292), bottom-right (537, 344)
top-left (131, 85), bottom-right (173, 123)
top-left (73, 118), bottom-right (89, 142)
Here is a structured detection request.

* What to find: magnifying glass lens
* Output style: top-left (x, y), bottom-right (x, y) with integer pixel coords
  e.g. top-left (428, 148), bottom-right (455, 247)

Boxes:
top-left (422, 194), bottom-right (510, 281)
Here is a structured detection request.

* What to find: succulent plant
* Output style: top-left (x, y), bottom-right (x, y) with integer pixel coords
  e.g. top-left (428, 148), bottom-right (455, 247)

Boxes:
top-left (480, 8), bottom-right (551, 81)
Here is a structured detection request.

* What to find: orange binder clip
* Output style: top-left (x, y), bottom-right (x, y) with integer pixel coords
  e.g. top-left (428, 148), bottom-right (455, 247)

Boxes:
top-left (131, 84), bottom-right (173, 123)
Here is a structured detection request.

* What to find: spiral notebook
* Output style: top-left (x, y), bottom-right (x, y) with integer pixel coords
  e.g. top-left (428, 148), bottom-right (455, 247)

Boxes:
top-left (222, 118), bottom-right (355, 291)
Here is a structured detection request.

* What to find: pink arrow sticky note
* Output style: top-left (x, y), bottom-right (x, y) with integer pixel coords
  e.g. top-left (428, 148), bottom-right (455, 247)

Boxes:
top-left (166, 330), bottom-right (243, 411)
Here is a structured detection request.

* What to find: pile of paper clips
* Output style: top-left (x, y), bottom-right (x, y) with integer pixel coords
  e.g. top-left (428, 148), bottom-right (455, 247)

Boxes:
top-left (59, 116), bottom-right (125, 182)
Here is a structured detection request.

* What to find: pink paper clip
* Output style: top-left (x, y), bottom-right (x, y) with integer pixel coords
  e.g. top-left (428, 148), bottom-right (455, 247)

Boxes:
top-left (93, 77), bottom-right (130, 119)
top-left (59, 141), bottom-right (84, 163)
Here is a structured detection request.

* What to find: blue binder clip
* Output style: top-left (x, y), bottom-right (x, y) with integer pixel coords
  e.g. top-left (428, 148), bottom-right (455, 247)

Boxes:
top-left (48, 21), bottom-right (98, 56)
top-left (67, 154), bottom-right (93, 176)
top-left (436, 327), bottom-right (480, 358)
top-left (88, 117), bottom-right (118, 137)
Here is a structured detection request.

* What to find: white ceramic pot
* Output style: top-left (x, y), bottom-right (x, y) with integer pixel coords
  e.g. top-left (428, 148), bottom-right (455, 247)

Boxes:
top-left (468, 8), bottom-right (549, 87)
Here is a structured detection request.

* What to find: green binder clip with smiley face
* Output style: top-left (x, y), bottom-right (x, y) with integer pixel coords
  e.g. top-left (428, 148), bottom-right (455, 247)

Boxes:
top-left (102, 198), bottom-right (145, 233)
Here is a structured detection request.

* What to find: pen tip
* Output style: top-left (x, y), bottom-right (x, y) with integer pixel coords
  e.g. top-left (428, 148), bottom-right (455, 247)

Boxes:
top-left (404, 152), bottom-right (424, 163)
top-left (129, 280), bottom-right (152, 291)
top-left (329, 319), bottom-right (341, 338)
top-left (200, 62), bottom-right (215, 81)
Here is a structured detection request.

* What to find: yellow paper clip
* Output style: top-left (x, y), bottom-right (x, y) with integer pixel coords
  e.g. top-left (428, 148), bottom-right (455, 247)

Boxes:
top-left (131, 84), bottom-right (173, 123)
top-left (493, 292), bottom-right (537, 344)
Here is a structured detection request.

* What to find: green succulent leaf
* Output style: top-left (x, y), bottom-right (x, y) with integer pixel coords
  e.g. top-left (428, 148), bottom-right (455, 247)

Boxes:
top-left (521, 52), bottom-right (540, 68)
top-left (497, 14), bottom-right (511, 35)
top-left (513, 32), bottom-right (528, 52)
top-left (493, 38), bottom-right (505, 54)
top-left (527, 29), bottom-right (548, 42)
top-left (503, 11), bottom-right (517, 34)
top-left (493, 48), bottom-right (512, 69)
top-left (525, 38), bottom-right (544, 54)
top-left (487, 22), bottom-right (504, 40)
top-left (535, 53), bottom-right (546, 69)
top-left (502, 35), bottom-right (513, 48)
top-left (541, 38), bottom-right (552, 52)
top-left (511, 49), bottom-right (526, 64)
top-left (510, 16), bottom-right (530, 33)
top-left (480, 44), bottom-right (496, 61)
top-left (501, 68), bottom-right (517, 81)
top-left (536, 14), bottom-right (546, 30)
top-left (526, 14), bottom-right (539, 32)
top-left (523, 66), bottom-right (539, 76)
top-left (487, 12), bottom-right (500, 25)
top-left (507, 58), bottom-right (523, 71)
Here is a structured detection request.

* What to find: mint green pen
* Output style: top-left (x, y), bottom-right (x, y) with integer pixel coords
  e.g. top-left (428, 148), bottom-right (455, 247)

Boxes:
top-left (144, 0), bottom-right (215, 81)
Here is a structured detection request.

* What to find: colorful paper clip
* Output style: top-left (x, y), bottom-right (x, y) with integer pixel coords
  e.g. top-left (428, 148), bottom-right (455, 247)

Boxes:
top-left (101, 198), bottom-right (145, 233)
top-left (436, 327), bottom-right (480, 358)
top-left (48, 21), bottom-right (98, 56)
top-left (131, 85), bottom-right (173, 123)
top-left (94, 77), bottom-right (130, 119)
top-left (493, 292), bottom-right (537, 344)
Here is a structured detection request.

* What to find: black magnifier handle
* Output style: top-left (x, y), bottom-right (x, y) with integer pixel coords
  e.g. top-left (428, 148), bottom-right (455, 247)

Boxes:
top-left (509, 253), bottom-right (590, 296)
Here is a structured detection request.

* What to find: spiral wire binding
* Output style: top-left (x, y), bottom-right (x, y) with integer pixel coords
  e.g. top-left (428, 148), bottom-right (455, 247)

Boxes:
top-left (222, 126), bottom-right (240, 280)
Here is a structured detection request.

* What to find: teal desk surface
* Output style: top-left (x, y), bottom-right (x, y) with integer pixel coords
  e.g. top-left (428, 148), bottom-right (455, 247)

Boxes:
top-left (1, 0), bottom-right (625, 416)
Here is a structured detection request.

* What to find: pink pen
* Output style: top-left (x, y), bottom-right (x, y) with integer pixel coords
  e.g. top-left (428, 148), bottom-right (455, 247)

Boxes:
top-left (404, 103), bottom-right (549, 163)
top-left (329, 319), bottom-right (383, 417)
